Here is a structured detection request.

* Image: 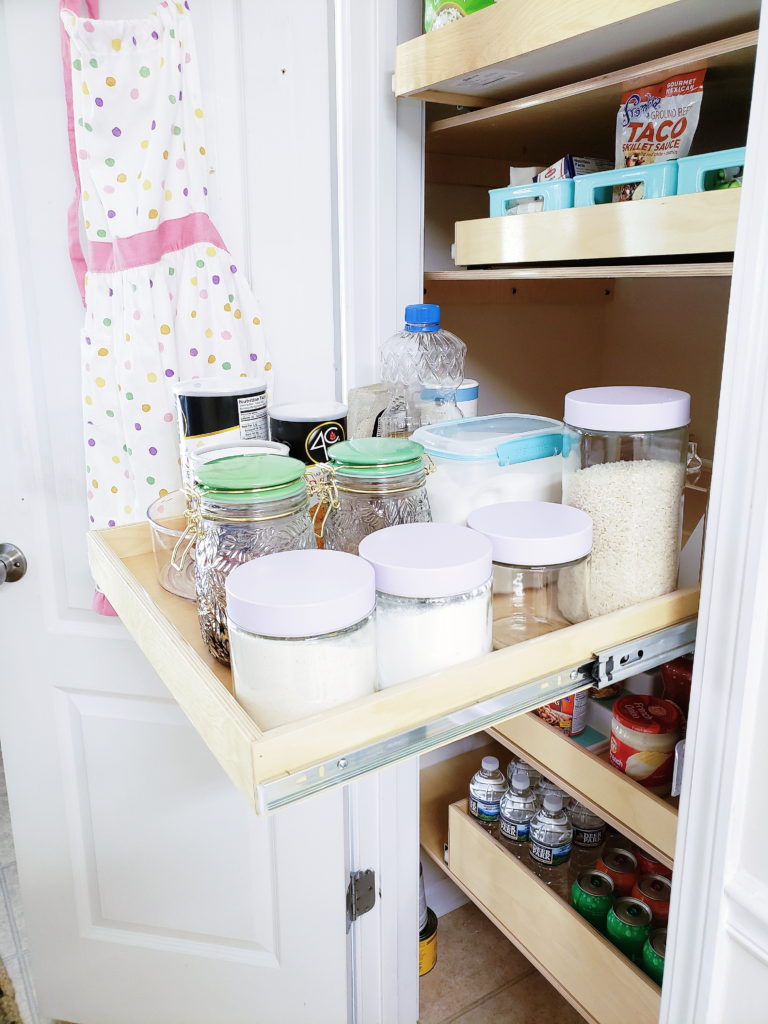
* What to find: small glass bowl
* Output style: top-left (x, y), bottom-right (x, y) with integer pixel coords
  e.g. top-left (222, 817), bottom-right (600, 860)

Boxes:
top-left (147, 490), bottom-right (196, 600)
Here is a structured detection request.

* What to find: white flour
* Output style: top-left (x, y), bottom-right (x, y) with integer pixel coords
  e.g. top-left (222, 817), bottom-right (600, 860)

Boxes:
top-left (375, 583), bottom-right (493, 689)
top-left (564, 460), bottom-right (684, 616)
top-left (230, 617), bottom-right (377, 730)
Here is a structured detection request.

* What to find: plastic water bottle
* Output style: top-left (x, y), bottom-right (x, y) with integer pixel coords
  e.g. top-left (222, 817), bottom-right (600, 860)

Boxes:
top-left (468, 756), bottom-right (507, 835)
top-left (506, 755), bottom-right (543, 793)
top-left (538, 776), bottom-right (572, 808)
top-left (499, 770), bottom-right (539, 858)
top-left (377, 304), bottom-right (466, 437)
top-left (529, 793), bottom-right (573, 899)
top-left (569, 801), bottom-right (607, 878)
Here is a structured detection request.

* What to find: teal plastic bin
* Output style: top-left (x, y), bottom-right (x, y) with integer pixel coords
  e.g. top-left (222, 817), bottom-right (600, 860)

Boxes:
top-left (489, 179), bottom-right (574, 217)
top-left (676, 148), bottom-right (746, 194)
top-left (573, 162), bottom-right (679, 206)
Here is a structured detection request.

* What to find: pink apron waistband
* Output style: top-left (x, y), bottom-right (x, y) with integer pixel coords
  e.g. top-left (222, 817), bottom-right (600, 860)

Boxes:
top-left (87, 212), bottom-right (228, 274)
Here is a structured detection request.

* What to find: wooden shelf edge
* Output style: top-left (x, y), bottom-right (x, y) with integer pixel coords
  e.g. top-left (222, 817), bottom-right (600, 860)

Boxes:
top-left (454, 190), bottom-right (741, 266)
top-left (442, 800), bottom-right (660, 1024)
top-left (489, 714), bottom-right (677, 867)
top-left (425, 263), bottom-right (734, 280)
top-left (426, 31), bottom-right (757, 141)
top-left (394, 0), bottom-right (679, 98)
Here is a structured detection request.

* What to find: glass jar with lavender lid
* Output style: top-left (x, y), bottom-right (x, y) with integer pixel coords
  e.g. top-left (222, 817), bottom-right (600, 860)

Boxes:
top-left (358, 523), bottom-right (493, 690)
top-left (189, 454), bottom-right (315, 664)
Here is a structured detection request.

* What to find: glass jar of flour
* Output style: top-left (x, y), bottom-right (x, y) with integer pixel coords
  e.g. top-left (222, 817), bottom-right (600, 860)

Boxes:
top-left (358, 522), bottom-right (493, 689)
top-left (562, 387), bottom-right (689, 616)
top-left (191, 454), bottom-right (315, 665)
top-left (466, 501), bottom-right (593, 648)
top-left (226, 549), bottom-right (377, 730)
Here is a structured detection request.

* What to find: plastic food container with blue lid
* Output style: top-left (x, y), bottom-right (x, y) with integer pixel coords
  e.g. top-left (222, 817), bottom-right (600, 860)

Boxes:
top-left (411, 414), bottom-right (563, 525)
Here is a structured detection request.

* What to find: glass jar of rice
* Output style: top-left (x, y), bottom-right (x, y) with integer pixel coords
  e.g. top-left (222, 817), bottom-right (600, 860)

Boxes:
top-left (562, 386), bottom-right (690, 617)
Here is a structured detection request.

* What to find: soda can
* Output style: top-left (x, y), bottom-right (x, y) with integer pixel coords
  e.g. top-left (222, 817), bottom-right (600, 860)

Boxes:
top-left (596, 847), bottom-right (638, 897)
top-left (636, 849), bottom-right (673, 880)
top-left (642, 928), bottom-right (667, 985)
top-left (571, 870), bottom-right (614, 933)
top-left (632, 874), bottom-right (672, 926)
top-left (607, 897), bottom-right (653, 962)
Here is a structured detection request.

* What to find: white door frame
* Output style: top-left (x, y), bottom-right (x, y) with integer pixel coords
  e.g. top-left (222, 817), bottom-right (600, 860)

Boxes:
top-left (662, 10), bottom-right (768, 1021)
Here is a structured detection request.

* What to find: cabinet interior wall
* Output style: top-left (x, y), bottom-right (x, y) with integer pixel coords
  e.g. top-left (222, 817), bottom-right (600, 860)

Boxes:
top-left (425, 278), bottom-right (729, 462)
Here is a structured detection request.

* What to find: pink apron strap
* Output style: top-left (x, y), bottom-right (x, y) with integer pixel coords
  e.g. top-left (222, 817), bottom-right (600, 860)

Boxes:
top-left (59, 0), bottom-right (99, 305)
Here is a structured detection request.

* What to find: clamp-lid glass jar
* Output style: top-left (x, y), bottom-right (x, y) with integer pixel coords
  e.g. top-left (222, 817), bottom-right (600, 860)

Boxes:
top-left (226, 549), bottom-right (377, 730)
top-left (319, 438), bottom-right (432, 555)
top-left (563, 387), bottom-right (690, 616)
top-left (467, 501), bottom-right (593, 649)
top-left (192, 454), bottom-right (315, 664)
top-left (358, 522), bottom-right (493, 689)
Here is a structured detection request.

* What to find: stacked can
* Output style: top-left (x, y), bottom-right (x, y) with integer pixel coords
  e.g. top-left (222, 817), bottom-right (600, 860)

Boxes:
top-left (642, 928), bottom-right (667, 985)
top-left (571, 870), bottom-right (615, 933)
top-left (596, 847), bottom-right (638, 896)
top-left (606, 897), bottom-right (653, 963)
top-left (632, 874), bottom-right (672, 926)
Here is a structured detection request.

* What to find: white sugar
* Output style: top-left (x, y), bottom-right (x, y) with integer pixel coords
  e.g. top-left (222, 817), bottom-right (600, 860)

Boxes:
top-left (563, 460), bottom-right (684, 617)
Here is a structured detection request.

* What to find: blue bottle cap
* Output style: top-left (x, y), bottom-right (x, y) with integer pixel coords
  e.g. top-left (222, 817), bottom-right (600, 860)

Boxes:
top-left (404, 304), bottom-right (440, 331)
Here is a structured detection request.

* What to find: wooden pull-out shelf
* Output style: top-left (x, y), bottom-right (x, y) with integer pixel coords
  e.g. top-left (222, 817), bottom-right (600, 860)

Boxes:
top-left (447, 800), bottom-right (660, 1024)
top-left (454, 190), bottom-right (740, 267)
top-left (88, 522), bottom-right (697, 815)
top-left (395, 0), bottom-right (759, 104)
top-left (490, 715), bottom-right (677, 868)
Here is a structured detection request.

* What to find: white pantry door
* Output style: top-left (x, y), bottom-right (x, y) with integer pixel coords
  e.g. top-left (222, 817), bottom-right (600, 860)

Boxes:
top-left (0, 1), bottom-right (351, 1023)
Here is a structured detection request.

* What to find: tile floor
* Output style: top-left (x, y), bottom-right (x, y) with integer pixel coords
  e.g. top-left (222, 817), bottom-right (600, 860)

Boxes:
top-left (420, 903), bottom-right (582, 1024)
top-left (0, 752), bottom-right (49, 1024)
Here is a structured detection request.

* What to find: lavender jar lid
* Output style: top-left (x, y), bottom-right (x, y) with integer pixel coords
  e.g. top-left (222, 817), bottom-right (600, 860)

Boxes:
top-left (467, 501), bottom-right (592, 566)
top-left (226, 549), bottom-right (375, 638)
top-left (564, 386), bottom-right (690, 433)
top-left (358, 523), bottom-right (493, 598)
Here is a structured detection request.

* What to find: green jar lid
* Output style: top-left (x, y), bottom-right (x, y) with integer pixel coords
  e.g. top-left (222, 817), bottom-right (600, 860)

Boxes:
top-left (329, 438), bottom-right (425, 478)
top-left (195, 454), bottom-right (306, 502)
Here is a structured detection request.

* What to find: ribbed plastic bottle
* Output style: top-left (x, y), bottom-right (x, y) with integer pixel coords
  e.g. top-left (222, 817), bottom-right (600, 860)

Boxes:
top-left (538, 777), bottom-right (572, 809)
top-left (529, 793), bottom-right (573, 899)
top-left (468, 756), bottom-right (507, 835)
top-left (569, 801), bottom-right (607, 879)
top-left (506, 755), bottom-right (543, 793)
top-left (499, 770), bottom-right (539, 858)
top-left (376, 304), bottom-right (466, 437)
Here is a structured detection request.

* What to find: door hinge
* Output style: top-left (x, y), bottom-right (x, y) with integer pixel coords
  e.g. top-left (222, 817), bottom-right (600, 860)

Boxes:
top-left (347, 869), bottom-right (376, 930)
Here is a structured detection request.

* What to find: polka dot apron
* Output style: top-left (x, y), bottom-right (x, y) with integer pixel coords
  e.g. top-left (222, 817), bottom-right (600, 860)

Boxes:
top-left (60, 1), bottom-right (272, 532)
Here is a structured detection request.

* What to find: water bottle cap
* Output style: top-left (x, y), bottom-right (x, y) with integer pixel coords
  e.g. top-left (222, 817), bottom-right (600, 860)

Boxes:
top-left (405, 303), bottom-right (440, 327)
top-left (543, 793), bottom-right (563, 813)
top-left (481, 756), bottom-right (499, 773)
top-left (512, 770), bottom-right (529, 791)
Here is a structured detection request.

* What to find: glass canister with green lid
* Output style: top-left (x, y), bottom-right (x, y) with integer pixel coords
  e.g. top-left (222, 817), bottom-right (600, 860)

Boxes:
top-left (317, 437), bottom-right (432, 554)
top-left (189, 453), bottom-right (316, 664)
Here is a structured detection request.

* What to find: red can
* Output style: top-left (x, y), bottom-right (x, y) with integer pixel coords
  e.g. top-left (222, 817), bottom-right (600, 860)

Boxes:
top-left (635, 850), bottom-right (673, 881)
top-left (632, 873), bottom-right (672, 926)
top-left (596, 847), bottom-right (638, 897)
top-left (535, 691), bottom-right (587, 737)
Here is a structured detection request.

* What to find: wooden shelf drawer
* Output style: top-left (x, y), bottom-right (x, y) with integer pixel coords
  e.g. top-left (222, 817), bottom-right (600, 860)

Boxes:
top-left (447, 799), bottom-right (660, 1024)
top-left (87, 522), bottom-right (697, 815)
top-left (490, 714), bottom-right (677, 868)
top-left (454, 190), bottom-right (740, 267)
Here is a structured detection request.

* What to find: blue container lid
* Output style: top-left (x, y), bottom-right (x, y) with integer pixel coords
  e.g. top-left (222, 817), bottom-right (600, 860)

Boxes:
top-left (405, 303), bottom-right (440, 332)
top-left (412, 414), bottom-right (563, 466)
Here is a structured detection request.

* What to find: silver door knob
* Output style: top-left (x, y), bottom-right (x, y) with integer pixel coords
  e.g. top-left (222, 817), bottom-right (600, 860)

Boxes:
top-left (0, 544), bottom-right (27, 585)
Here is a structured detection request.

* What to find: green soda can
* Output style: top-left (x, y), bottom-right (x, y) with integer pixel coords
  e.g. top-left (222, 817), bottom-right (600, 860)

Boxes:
top-left (642, 928), bottom-right (667, 985)
top-left (571, 870), bottom-right (615, 933)
top-left (607, 897), bottom-right (653, 962)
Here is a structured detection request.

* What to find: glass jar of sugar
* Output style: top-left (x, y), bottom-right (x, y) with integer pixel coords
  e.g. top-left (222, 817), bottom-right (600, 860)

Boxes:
top-left (319, 438), bottom-right (432, 554)
top-left (358, 523), bottom-right (493, 689)
top-left (466, 501), bottom-right (593, 649)
top-left (562, 387), bottom-right (690, 617)
top-left (226, 549), bottom-right (377, 730)
top-left (191, 454), bottom-right (316, 665)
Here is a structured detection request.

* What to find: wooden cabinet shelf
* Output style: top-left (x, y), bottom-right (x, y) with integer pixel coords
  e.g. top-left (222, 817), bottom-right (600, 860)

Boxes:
top-left (420, 755), bottom-right (660, 1024)
top-left (454, 190), bottom-right (740, 267)
top-left (87, 522), bottom-right (697, 815)
top-left (489, 715), bottom-right (677, 868)
top-left (395, 0), bottom-right (759, 105)
top-left (447, 800), bottom-right (660, 1024)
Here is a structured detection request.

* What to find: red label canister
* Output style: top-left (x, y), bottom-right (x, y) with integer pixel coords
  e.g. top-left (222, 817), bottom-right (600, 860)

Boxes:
top-left (535, 690), bottom-right (587, 737)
